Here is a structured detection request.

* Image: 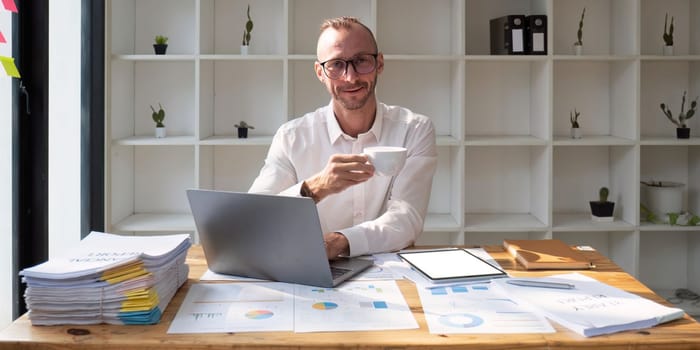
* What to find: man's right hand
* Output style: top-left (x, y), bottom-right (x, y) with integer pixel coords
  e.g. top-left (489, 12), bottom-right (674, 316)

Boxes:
top-left (304, 154), bottom-right (374, 202)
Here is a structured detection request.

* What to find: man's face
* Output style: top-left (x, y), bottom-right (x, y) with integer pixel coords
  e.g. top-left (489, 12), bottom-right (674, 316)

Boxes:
top-left (315, 25), bottom-right (384, 111)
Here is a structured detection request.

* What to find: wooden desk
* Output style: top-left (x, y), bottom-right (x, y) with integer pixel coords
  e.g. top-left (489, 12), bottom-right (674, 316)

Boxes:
top-left (1, 245), bottom-right (699, 349)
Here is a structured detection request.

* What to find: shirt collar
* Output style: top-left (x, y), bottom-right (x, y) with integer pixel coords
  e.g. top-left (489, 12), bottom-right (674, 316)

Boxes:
top-left (325, 100), bottom-right (384, 145)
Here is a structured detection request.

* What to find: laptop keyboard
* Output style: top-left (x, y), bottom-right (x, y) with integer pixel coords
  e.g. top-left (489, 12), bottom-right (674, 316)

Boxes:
top-left (330, 266), bottom-right (351, 279)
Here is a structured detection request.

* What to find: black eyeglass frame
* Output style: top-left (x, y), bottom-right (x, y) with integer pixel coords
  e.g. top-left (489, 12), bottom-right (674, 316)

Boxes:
top-left (318, 53), bottom-right (379, 80)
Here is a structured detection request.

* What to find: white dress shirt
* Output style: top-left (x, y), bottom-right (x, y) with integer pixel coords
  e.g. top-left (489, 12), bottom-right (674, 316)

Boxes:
top-left (249, 101), bottom-right (437, 256)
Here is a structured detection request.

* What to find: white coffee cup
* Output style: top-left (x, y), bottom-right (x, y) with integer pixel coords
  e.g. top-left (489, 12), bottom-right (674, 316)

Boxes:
top-left (363, 146), bottom-right (407, 176)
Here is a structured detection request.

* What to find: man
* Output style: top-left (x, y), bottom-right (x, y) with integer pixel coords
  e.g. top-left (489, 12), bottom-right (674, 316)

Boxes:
top-left (249, 17), bottom-right (437, 259)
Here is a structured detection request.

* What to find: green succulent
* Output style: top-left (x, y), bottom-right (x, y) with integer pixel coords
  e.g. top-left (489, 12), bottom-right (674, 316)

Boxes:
top-left (663, 13), bottom-right (674, 46)
top-left (150, 103), bottom-right (165, 128)
top-left (575, 7), bottom-right (585, 46)
top-left (242, 5), bottom-right (253, 46)
top-left (660, 91), bottom-right (698, 128)
top-left (235, 121), bottom-right (254, 129)
top-left (570, 109), bottom-right (580, 128)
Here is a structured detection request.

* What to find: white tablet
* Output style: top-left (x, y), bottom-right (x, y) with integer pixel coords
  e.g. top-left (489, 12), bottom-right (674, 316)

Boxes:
top-left (398, 248), bottom-right (508, 283)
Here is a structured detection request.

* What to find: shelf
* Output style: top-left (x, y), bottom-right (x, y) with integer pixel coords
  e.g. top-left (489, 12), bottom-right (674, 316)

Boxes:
top-left (640, 137), bottom-right (700, 145)
top-left (639, 222), bottom-right (700, 232)
top-left (553, 136), bottom-right (636, 146)
top-left (200, 136), bottom-right (274, 146)
top-left (423, 214), bottom-right (461, 232)
top-left (105, 0), bottom-right (700, 292)
top-left (113, 136), bottom-right (196, 146)
top-left (553, 213), bottom-right (635, 232)
top-left (112, 213), bottom-right (195, 232)
top-left (464, 135), bottom-right (547, 146)
top-left (112, 54), bottom-right (197, 61)
top-left (464, 213), bottom-right (547, 232)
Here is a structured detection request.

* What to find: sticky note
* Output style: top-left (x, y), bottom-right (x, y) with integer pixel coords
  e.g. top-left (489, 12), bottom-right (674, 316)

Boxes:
top-left (2, 0), bottom-right (18, 13)
top-left (0, 56), bottom-right (20, 78)
top-left (0, 31), bottom-right (6, 43)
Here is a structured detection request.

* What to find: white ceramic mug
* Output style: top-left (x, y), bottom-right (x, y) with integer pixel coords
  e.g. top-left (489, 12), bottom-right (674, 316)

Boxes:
top-left (363, 146), bottom-right (407, 176)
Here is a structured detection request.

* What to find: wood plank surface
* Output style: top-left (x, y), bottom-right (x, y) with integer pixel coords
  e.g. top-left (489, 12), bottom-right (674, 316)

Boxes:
top-left (1, 245), bottom-right (699, 350)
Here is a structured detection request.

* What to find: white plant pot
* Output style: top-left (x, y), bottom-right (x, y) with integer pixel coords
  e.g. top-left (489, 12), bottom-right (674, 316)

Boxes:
top-left (570, 127), bottom-right (582, 139)
top-left (155, 127), bottom-right (166, 138)
top-left (641, 181), bottom-right (684, 220)
top-left (240, 45), bottom-right (249, 55)
top-left (663, 45), bottom-right (674, 56)
top-left (573, 44), bottom-right (583, 56)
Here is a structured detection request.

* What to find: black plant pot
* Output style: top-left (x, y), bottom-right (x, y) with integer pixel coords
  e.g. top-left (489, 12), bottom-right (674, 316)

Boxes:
top-left (237, 128), bottom-right (248, 138)
top-left (677, 127), bottom-right (690, 139)
top-left (153, 44), bottom-right (168, 55)
top-left (589, 201), bottom-right (614, 218)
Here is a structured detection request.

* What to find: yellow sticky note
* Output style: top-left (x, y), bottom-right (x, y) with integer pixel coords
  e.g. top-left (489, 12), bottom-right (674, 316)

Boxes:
top-left (0, 56), bottom-right (20, 78)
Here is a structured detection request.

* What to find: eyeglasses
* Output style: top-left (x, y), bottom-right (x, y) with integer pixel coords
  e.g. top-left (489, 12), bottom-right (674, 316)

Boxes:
top-left (318, 54), bottom-right (378, 80)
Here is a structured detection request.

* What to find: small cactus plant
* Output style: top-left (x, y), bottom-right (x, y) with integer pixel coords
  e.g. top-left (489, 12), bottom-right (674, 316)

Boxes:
top-left (242, 5), bottom-right (253, 46)
top-left (660, 91), bottom-right (698, 128)
top-left (570, 109), bottom-right (581, 128)
top-left (235, 121), bottom-right (254, 138)
top-left (590, 186), bottom-right (614, 220)
top-left (575, 7), bottom-right (585, 46)
top-left (154, 35), bottom-right (168, 45)
top-left (598, 187), bottom-right (609, 202)
top-left (663, 13), bottom-right (674, 46)
top-left (150, 103), bottom-right (165, 128)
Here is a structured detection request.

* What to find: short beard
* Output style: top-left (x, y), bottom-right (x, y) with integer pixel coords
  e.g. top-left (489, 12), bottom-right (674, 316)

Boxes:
top-left (332, 76), bottom-right (377, 111)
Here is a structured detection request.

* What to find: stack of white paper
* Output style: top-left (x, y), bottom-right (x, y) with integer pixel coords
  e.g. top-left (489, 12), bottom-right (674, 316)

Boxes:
top-left (20, 231), bottom-right (191, 325)
top-left (491, 273), bottom-right (685, 337)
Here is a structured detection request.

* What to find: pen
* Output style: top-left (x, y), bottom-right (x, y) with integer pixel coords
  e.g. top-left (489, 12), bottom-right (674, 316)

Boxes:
top-left (506, 279), bottom-right (575, 290)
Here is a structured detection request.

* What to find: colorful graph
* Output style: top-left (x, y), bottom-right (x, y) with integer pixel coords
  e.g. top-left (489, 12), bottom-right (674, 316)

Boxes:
top-left (245, 310), bottom-right (274, 320)
top-left (191, 312), bottom-right (223, 320)
top-left (438, 313), bottom-right (484, 328)
top-left (360, 301), bottom-right (388, 309)
top-left (312, 302), bottom-right (338, 310)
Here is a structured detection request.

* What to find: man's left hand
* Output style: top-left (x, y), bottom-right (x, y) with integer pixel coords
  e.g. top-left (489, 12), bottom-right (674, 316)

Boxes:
top-left (323, 232), bottom-right (350, 259)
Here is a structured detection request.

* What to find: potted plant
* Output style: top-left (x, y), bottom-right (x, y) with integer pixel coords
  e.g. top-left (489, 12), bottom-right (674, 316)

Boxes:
top-left (660, 91), bottom-right (697, 139)
top-left (573, 7), bottom-right (585, 55)
top-left (663, 13), bottom-right (674, 56)
top-left (590, 187), bottom-right (614, 222)
top-left (570, 109), bottom-right (582, 139)
top-left (235, 121), bottom-right (254, 138)
top-left (153, 35), bottom-right (168, 55)
top-left (240, 5), bottom-right (253, 55)
top-left (641, 180), bottom-right (685, 223)
top-left (151, 103), bottom-right (166, 138)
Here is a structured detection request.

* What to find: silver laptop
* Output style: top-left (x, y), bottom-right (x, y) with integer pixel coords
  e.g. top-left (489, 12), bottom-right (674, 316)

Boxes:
top-left (186, 189), bottom-right (373, 288)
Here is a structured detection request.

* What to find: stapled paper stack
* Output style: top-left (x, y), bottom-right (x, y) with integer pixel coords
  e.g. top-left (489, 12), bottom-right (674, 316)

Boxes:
top-left (492, 273), bottom-right (685, 337)
top-left (20, 231), bottom-right (191, 325)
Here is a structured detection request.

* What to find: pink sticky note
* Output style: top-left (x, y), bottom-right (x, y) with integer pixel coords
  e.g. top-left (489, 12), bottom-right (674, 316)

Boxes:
top-left (0, 31), bottom-right (6, 44)
top-left (2, 0), bottom-right (18, 13)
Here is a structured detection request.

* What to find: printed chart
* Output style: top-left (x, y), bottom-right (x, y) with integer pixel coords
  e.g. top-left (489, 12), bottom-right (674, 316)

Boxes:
top-left (168, 282), bottom-right (294, 333)
top-left (418, 283), bottom-right (554, 334)
top-left (294, 280), bottom-right (418, 332)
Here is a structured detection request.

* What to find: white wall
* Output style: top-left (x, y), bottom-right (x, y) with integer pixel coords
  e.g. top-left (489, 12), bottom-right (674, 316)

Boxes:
top-left (0, 8), bottom-right (13, 331)
top-left (0, 1), bottom-right (82, 328)
top-left (48, 0), bottom-right (82, 257)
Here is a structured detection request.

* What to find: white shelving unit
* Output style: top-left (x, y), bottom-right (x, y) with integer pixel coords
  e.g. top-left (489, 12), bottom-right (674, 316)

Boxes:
top-left (106, 0), bottom-right (700, 312)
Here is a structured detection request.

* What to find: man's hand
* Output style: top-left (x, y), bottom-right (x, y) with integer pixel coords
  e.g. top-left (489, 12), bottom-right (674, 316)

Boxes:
top-left (324, 232), bottom-right (350, 259)
top-left (304, 154), bottom-right (374, 202)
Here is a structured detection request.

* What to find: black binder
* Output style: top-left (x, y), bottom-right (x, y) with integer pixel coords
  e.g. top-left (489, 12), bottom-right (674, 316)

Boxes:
top-left (525, 15), bottom-right (547, 55)
top-left (489, 15), bottom-right (526, 55)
